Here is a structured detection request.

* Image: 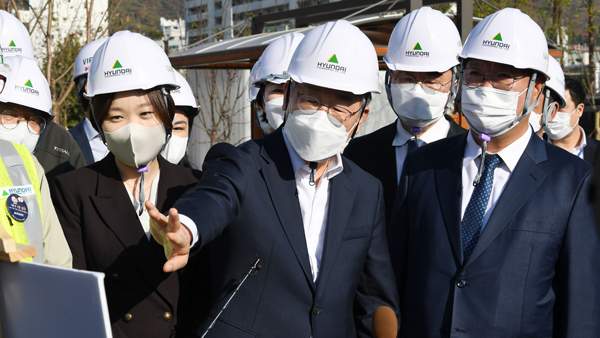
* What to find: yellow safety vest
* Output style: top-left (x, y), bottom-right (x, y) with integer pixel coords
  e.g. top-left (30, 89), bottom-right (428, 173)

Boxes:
top-left (0, 141), bottom-right (43, 263)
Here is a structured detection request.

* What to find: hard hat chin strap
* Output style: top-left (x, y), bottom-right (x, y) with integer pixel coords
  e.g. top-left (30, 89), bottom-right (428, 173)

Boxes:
top-left (444, 66), bottom-right (459, 115)
top-left (539, 87), bottom-right (553, 134)
top-left (89, 97), bottom-right (107, 145)
top-left (160, 86), bottom-right (173, 146)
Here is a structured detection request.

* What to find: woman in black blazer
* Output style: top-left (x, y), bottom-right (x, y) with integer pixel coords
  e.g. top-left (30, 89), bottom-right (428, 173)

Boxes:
top-left (51, 31), bottom-right (208, 338)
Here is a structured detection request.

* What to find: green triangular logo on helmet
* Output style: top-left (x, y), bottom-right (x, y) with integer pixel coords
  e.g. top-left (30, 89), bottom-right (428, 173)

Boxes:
top-left (113, 60), bottom-right (123, 69)
top-left (8, 40), bottom-right (15, 47)
top-left (493, 33), bottom-right (503, 41)
top-left (2, 190), bottom-right (8, 197)
top-left (413, 42), bottom-right (423, 50)
top-left (327, 54), bottom-right (339, 64)
top-left (24, 79), bottom-right (33, 88)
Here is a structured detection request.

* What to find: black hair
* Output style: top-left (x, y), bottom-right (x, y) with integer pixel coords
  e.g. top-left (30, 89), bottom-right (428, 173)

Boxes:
top-left (564, 77), bottom-right (586, 107)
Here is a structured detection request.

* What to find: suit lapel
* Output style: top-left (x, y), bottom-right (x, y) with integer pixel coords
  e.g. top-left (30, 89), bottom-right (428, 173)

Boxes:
top-left (315, 166), bottom-right (356, 298)
top-left (259, 131), bottom-right (315, 290)
top-left (90, 155), bottom-right (177, 303)
top-left (466, 134), bottom-right (547, 266)
top-left (434, 134), bottom-right (467, 263)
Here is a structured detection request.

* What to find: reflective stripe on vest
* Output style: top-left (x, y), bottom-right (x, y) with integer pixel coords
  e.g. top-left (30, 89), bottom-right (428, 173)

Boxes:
top-left (0, 141), bottom-right (43, 263)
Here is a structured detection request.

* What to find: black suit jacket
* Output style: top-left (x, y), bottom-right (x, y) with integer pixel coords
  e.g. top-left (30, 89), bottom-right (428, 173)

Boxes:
top-left (584, 135), bottom-right (600, 165)
top-left (344, 115), bottom-right (466, 224)
top-left (52, 154), bottom-right (207, 338)
top-left (174, 128), bottom-right (399, 338)
top-left (69, 117), bottom-right (95, 165)
top-left (389, 132), bottom-right (600, 337)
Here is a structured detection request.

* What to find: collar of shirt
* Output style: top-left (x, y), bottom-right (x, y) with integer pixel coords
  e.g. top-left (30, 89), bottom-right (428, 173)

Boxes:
top-left (392, 116), bottom-right (451, 147)
top-left (83, 117), bottom-right (102, 142)
top-left (282, 127), bottom-right (344, 180)
top-left (463, 125), bottom-right (532, 173)
top-left (570, 126), bottom-right (587, 158)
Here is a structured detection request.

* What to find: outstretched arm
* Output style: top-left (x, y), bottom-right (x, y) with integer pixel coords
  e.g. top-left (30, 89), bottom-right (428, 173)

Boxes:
top-left (147, 202), bottom-right (192, 273)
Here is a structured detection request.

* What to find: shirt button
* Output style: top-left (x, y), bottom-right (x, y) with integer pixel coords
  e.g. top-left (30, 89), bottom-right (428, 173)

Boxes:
top-left (163, 312), bottom-right (172, 322)
top-left (456, 279), bottom-right (467, 288)
top-left (313, 306), bottom-right (321, 315)
top-left (123, 313), bottom-right (133, 323)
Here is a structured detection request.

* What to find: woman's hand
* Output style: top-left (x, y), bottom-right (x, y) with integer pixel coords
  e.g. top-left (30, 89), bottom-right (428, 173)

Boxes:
top-left (146, 201), bottom-right (191, 273)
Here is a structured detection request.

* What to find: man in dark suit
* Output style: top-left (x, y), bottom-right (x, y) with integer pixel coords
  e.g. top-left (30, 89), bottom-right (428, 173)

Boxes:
top-left (344, 7), bottom-right (466, 225)
top-left (546, 77), bottom-right (600, 165)
top-left (389, 8), bottom-right (600, 337)
top-left (148, 20), bottom-right (399, 337)
top-left (69, 38), bottom-right (109, 165)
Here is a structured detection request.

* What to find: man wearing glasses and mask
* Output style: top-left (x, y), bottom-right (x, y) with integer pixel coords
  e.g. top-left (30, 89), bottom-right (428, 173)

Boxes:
top-left (147, 20), bottom-right (398, 337)
top-left (389, 8), bottom-right (599, 337)
top-left (345, 7), bottom-right (466, 225)
top-left (0, 55), bottom-right (72, 267)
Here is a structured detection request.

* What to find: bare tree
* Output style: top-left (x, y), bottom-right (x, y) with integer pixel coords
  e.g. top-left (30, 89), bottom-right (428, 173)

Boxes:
top-left (191, 68), bottom-right (249, 146)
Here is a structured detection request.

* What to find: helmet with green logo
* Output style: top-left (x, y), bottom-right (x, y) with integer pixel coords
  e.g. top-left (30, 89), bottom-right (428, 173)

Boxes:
top-left (0, 10), bottom-right (34, 59)
top-left (459, 8), bottom-right (549, 79)
top-left (384, 7), bottom-right (461, 72)
top-left (252, 32), bottom-right (304, 87)
top-left (0, 55), bottom-right (52, 119)
top-left (86, 30), bottom-right (179, 98)
top-left (285, 20), bottom-right (380, 95)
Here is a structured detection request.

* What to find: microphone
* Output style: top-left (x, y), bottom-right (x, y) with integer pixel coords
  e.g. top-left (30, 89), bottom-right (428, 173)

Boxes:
top-left (372, 306), bottom-right (398, 338)
top-left (201, 258), bottom-right (261, 338)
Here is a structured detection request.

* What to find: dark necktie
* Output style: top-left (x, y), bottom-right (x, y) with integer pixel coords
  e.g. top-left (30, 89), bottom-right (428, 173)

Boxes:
top-left (406, 138), bottom-right (425, 153)
top-left (461, 154), bottom-right (502, 262)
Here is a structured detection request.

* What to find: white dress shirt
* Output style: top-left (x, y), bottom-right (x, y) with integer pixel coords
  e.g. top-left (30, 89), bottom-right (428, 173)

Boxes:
top-left (282, 128), bottom-right (343, 282)
top-left (125, 171), bottom-right (160, 240)
top-left (83, 117), bottom-right (109, 162)
top-left (392, 117), bottom-right (450, 183)
top-left (182, 130), bottom-right (344, 283)
top-left (461, 127), bottom-right (531, 233)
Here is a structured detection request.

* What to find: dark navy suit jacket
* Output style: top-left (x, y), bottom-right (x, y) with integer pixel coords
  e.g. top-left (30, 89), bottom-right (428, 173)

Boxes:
top-left (584, 135), bottom-right (600, 165)
top-left (69, 117), bottom-right (94, 166)
top-left (174, 128), bottom-right (399, 338)
top-left (344, 115), bottom-right (466, 224)
top-left (389, 131), bottom-right (600, 337)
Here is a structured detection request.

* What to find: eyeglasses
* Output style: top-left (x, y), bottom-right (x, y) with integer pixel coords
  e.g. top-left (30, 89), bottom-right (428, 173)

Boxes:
top-left (391, 75), bottom-right (452, 94)
top-left (0, 110), bottom-right (47, 135)
top-left (295, 87), bottom-right (363, 126)
top-left (462, 67), bottom-right (529, 91)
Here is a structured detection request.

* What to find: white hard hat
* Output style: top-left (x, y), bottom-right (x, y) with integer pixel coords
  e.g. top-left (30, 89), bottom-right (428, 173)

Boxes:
top-left (248, 57), bottom-right (260, 102)
top-left (459, 8), bottom-right (549, 79)
top-left (286, 20), bottom-right (380, 95)
top-left (384, 7), bottom-right (461, 72)
top-left (86, 30), bottom-right (178, 98)
top-left (252, 32), bottom-right (304, 87)
top-left (72, 37), bottom-right (108, 82)
top-left (546, 57), bottom-right (566, 109)
top-left (0, 55), bottom-right (52, 118)
top-left (0, 10), bottom-right (34, 59)
top-left (171, 71), bottom-right (199, 109)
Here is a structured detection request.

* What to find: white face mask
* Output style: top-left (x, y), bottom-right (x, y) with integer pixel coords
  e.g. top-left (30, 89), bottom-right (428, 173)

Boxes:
top-left (284, 109), bottom-right (356, 163)
top-left (104, 123), bottom-right (166, 168)
top-left (545, 109), bottom-right (577, 140)
top-left (255, 108), bottom-right (272, 135)
top-left (264, 97), bottom-right (285, 131)
top-left (390, 83), bottom-right (448, 127)
top-left (529, 111), bottom-right (542, 133)
top-left (461, 85), bottom-right (529, 137)
top-left (161, 135), bottom-right (188, 164)
top-left (0, 123), bottom-right (40, 153)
